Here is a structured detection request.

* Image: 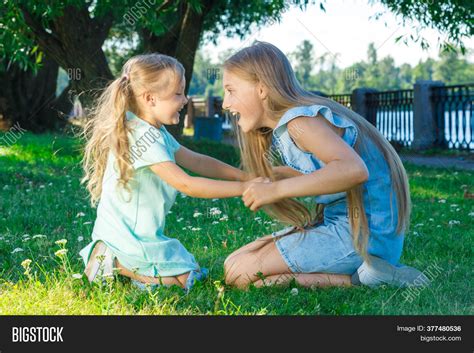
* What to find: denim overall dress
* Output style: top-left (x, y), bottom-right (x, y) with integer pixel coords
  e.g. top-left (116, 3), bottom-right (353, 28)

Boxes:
top-left (270, 104), bottom-right (405, 275)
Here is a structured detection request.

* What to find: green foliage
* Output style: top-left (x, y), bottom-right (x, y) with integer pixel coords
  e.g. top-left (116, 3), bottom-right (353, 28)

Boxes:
top-left (289, 41), bottom-right (474, 94)
top-left (376, 0), bottom-right (473, 54)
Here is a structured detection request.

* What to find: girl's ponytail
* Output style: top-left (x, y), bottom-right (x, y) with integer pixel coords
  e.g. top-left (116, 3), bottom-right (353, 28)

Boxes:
top-left (82, 75), bottom-right (133, 206)
top-left (82, 54), bottom-right (184, 206)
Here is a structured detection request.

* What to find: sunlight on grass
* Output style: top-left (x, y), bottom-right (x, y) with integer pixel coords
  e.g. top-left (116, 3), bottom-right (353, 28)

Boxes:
top-left (410, 185), bottom-right (451, 199)
top-left (0, 146), bottom-right (15, 157)
top-left (0, 132), bottom-right (472, 315)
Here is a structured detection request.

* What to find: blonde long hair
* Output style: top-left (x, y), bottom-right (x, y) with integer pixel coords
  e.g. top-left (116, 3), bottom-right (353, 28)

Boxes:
top-left (81, 53), bottom-right (184, 206)
top-left (224, 41), bottom-right (411, 260)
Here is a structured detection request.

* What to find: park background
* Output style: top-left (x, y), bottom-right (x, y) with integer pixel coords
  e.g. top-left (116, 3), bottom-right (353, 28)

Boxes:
top-left (0, 0), bottom-right (472, 315)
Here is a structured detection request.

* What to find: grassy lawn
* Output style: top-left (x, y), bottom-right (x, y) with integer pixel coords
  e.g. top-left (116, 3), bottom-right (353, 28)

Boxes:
top-left (0, 132), bottom-right (472, 315)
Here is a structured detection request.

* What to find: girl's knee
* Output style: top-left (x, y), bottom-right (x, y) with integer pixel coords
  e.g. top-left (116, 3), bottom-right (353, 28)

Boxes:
top-left (223, 255), bottom-right (241, 285)
top-left (223, 255), bottom-right (255, 288)
top-left (176, 272), bottom-right (190, 287)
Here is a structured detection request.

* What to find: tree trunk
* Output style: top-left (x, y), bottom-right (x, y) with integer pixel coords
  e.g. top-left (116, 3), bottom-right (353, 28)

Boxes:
top-left (143, 0), bottom-right (215, 138)
top-left (20, 4), bottom-right (114, 110)
top-left (0, 56), bottom-right (63, 132)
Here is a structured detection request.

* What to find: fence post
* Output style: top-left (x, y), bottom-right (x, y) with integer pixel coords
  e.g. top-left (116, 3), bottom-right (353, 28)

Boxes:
top-left (206, 95), bottom-right (215, 117)
top-left (412, 80), bottom-right (445, 150)
top-left (184, 97), bottom-right (194, 129)
top-left (352, 88), bottom-right (378, 126)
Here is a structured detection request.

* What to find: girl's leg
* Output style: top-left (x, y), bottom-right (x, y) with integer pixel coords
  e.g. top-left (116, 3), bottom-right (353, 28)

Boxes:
top-left (114, 259), bottom-right (190, 288)
top-left (253, 273), bottom-right (351, 288)
top-left (224, 236), bottom-right (351, 289)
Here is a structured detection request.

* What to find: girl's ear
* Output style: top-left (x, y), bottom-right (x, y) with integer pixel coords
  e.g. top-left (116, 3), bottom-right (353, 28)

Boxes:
top-left (257, 81), bottom-right (268, 101)
top-left (143, 92), bottom-right (156, 106)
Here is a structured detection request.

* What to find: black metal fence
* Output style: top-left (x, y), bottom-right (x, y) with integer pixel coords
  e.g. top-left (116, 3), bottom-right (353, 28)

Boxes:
top-left (329, 94), bottom-right (352, 109)
top-left (327, 83), bottom-right (473, 150)
top-left (191, 82), bottom-right (473, 150)
top-left (366, 89), bottom-right (414, 147)
top-left (431, 84), bottom-right (473, 150)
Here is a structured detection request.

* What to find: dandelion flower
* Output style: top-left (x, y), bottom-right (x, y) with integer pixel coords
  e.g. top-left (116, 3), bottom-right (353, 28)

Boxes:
top-left (291, 288), bottom-right (299, 296)
top-left (55, 239), bottom-right (67, 246)
top-left (209, 207), bottom-right (221, 215)
top-left (21, 259), bottom-right (32, 269)
top-left (54, 249), bottom-right (68, 257)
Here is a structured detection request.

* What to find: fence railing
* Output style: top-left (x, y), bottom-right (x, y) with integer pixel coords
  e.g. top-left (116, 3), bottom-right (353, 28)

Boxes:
top-left (431, 84), bottom-right (473, 150)
top-left (188, 81), bottom-right (473, 150)
top-left (329, 94), bottom-right (352, 109)
top-left (365, 89), bottom-right (414, 147)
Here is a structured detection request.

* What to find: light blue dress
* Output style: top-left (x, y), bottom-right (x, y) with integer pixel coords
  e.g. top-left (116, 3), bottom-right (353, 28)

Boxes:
top-left (271, 104), bottom-right (405, 274)
top-left (79, 111), bottom-right (203, 278)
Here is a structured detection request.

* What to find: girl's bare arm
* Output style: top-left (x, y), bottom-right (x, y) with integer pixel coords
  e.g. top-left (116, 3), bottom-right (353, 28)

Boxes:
top-left (277, 115), bottom-right (368, 197)
top-left (150, 161), bottom-right (258, 198)
top-left (242, 115), bottom-right (369, 210)
top-left (175, 146), bottom-right (247, 181)
top-left (272, 166), bottom-right (303, 179)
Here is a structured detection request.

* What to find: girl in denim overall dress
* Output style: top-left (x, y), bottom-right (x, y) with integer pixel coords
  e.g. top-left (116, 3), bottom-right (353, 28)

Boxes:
top-left (222, 41), bottom-right (429, 289)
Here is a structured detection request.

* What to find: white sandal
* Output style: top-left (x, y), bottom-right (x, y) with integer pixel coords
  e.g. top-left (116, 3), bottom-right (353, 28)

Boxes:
top-left (84, 241), bottom-right (116, 283)
top-left (352, 255), bottom-right (430, 288)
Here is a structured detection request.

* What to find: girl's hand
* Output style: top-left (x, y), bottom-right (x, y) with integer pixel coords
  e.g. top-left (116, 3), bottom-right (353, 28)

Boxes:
top-left (242, 178), bottom-right (278, 211)
top-left (242, 176), bottom-right (269, 190)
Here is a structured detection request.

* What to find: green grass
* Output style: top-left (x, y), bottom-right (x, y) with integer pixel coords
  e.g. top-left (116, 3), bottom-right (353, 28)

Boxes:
top-left (0, 132), bottom-right (472, 315)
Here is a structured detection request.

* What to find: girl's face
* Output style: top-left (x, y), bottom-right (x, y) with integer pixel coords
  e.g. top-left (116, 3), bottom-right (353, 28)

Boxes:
top-left (140, 73), bottom-right (188, 127)
top-left (222, 70), bottom-right (267, 133)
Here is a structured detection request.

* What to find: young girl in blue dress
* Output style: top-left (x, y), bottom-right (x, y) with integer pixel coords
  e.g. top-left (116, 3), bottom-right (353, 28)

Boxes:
top-left (80, 53), bottom-right (260, 291)
top-left (222, 41), bottom-right (429, 289)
